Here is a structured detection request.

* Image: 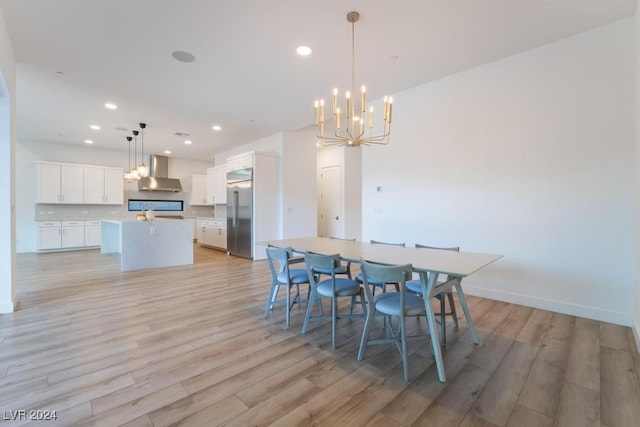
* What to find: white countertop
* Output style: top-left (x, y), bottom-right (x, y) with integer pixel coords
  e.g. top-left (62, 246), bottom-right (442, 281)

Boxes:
top-left (101, 217), bottom-right (193, 224)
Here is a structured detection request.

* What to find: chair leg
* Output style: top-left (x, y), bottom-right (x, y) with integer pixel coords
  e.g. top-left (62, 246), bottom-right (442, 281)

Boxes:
top-left (440, 294), bottom-right (446, 345)
top-left (331, 296), bottom-right (337, 350)
top-left (447, 292), bottom-right (459, 329)
top-left (264, 280), bottom-right (279, 317)
top-left (399, 316), bottom-right (409, 382)
top-left (292, 284), bottom-right (301, 304)
top-left (349, 289), bottom-right (366, 316)
top-left (285, 283), bottom-right (291, 329)
top-left (358, 303), bottom-right (374, 360)
top-left (301, 291), bottom-right (316, 334)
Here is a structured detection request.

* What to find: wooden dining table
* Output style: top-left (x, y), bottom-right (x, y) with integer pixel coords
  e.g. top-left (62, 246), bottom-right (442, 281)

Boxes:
top-left (262, 237), bottom-right (503, 382)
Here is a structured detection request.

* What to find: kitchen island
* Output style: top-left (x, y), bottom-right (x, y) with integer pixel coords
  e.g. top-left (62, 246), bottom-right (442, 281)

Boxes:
top-left (101, 218), bottom-right (193, 271)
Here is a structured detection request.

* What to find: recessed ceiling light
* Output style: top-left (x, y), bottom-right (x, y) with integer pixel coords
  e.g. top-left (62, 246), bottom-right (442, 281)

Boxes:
top-left (296, 45), bottom-right (312, 56)
top-left (164, 150), bottom-right (172, 154)
top-left (84, 139), bottom-right (94, 144)
top-left (184, 140), bottom-right (192, 145)
top-left (212, 125), bottom-right (222, 131)
top-left (105, 103), bottom-right (118, 110)
top-left (90, 125), bottom-right (101, 130)
top-left (172, 50), bottom-right (196, 63)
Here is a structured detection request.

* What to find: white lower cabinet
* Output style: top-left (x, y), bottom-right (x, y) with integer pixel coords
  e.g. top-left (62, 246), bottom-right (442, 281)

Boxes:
top-left (61, 221), bottom-right (85, 248)
top-left (196, 218), bottom-right (226, 250)
top-left (37, 220), bottom-right (102, 251)
top-left (37, 221), bottom-right (62, 250)
top-left (211, 226), bottom-right (227, 248)
top-left (84, 220), bottom-right (102, 247)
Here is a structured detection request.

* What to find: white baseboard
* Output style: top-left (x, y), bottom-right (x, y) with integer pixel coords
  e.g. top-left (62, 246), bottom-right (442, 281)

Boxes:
top-left (0, 294), bottom-right (17, 314)
top-left (633, 317), bottom-right (640, 353)
top-left (462, 285), bottom-right (632, 326)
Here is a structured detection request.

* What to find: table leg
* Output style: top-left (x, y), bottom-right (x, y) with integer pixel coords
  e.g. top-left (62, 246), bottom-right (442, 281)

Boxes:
top-left (420, 271), bottom-right (446, 383)
top-left (454, 279), bottom-right (479, 345)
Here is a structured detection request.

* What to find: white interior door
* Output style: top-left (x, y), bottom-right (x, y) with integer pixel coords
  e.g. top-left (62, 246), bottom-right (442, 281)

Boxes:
top-left (318, 165), bottom-right (343, 238)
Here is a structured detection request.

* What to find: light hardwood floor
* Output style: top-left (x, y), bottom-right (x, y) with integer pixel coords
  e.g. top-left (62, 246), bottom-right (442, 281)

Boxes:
top-left (2, 244), bottom-right (640, 426)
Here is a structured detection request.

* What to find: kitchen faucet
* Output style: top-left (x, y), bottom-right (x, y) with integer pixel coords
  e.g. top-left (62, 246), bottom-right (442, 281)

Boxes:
top-left (141, 202), bottom-right (155, 220)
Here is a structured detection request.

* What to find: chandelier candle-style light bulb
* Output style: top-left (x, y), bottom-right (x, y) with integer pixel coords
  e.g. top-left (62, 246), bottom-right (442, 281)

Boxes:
top-left (314, 11), bottom-right (393, 147)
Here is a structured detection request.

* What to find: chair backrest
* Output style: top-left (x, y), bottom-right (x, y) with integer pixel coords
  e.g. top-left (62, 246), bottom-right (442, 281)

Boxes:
top-left (360, 260), bottom-right (413, 309)
top-left (370, 239), bottom-right (406, 247)
top-left (304, 252), bottom-right (341, 285)
top-left (415, 243), bottom-right (460, 251)
top-left (330, 236), bottom-right (356, 242)
top-left (415, 243), bottom-right (460, 280)
top-left (265, 246), bottom-right (292, 277)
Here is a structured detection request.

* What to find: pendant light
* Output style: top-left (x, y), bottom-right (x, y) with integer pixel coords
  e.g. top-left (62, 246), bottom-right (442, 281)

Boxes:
top-left (123, 136), bottom-right (133, 181)
top-left (136, 123), bottom-right (149, 178)
top-left (130, 130), bottom-right (140, 180)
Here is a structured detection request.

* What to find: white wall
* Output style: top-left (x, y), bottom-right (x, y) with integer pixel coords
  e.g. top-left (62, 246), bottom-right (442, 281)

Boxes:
top-left (215, 132), bottom-right (284, 164)
top-left (634, 2), bottom-right (640, 349)
top-left (317, 146), bottom-right (362, 240)
top-left (0, 7), bottom-right (16, 312)
top-left (282, 126), bottom-right (317, 238)
top-left (363, 18), bottom-right (635, 325)
top-left (215, 130), bottom-right (318, 240)
top-left (16, 140), bottom-right (213, 252)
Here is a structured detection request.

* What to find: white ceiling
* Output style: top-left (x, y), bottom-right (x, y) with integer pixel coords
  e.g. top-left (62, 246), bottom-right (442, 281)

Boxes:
top-left (0, 0), bottom-right (635, 161)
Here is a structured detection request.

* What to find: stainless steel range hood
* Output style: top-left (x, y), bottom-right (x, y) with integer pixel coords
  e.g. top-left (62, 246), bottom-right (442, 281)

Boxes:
top-left (138, 155), bottom-right (183, 192)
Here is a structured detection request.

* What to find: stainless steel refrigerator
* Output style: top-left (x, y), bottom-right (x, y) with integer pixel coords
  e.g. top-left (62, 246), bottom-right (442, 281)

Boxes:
top-left (226, 168), bottom-right (253, 259)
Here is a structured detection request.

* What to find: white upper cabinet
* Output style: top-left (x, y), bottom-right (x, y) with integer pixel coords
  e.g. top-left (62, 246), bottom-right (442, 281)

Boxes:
top-left (103, 168), bottom-right (124, 205)
top-left (60, 165), bottom-right (84, 203)
top-left (83, 167), bottom-right (104, 204)
top-left (37, 162), bottom-right (123, 205)
top-left (37, 163), bottom-right (62, 203)
top-left (206, 164), bottom-right (227, 204)
top-left (37, 163), bottom-right (83, 204)
top-left (226, 153), bottom-right (253, 172)
top-left (190, 174), bottom-right (209, 206)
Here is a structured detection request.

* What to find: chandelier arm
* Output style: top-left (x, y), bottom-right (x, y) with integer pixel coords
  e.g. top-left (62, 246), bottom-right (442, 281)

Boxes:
top-left (317, 135), bottom-right (350, 143)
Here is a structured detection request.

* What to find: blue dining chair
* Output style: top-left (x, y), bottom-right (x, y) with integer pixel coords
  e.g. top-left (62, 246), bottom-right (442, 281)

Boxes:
top-left (310, 237), bottom-right (355, 279)
top-left (302, 252), bottom-right (366, 349)
top-left (406, 243), bottom-right (460, 345)
top-left (357, 260), bottom-right (422, 382)
top-left (355, 240), bottom-right (406, 294)
top-left (264, 246), bottom-right (310, 329)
